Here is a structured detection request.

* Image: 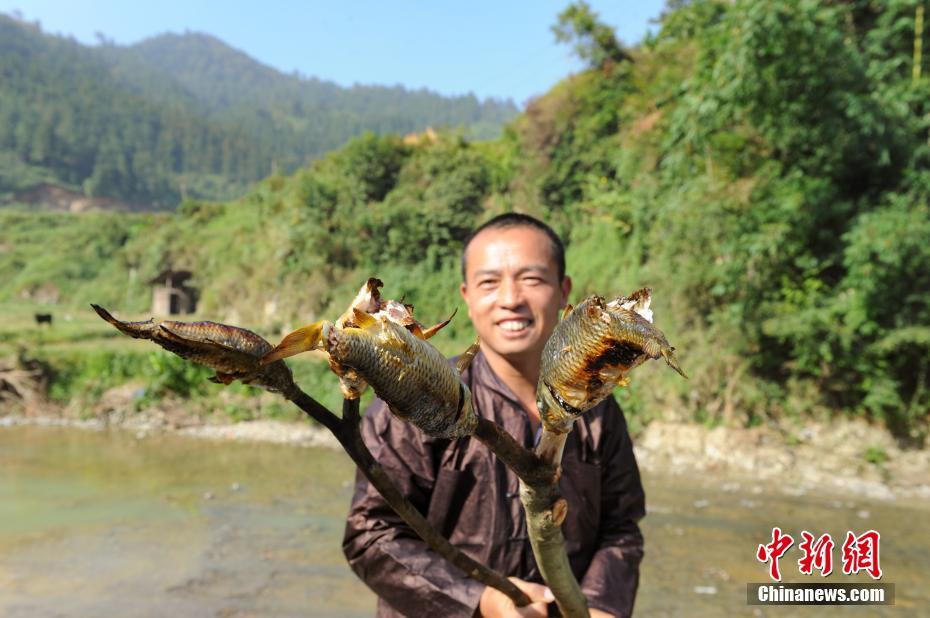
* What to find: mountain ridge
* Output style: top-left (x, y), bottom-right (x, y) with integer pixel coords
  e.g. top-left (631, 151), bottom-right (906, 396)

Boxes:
top-left (0, 14), bottom-right (518, 209)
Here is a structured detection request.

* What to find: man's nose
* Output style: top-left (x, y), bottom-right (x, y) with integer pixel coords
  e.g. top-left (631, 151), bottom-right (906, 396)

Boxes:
top-left (496, 279), bottom-right (524, 308)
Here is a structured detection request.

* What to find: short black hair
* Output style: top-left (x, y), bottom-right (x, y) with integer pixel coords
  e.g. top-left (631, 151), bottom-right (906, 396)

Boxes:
top-left (461, 213), bottom-right (566, 281)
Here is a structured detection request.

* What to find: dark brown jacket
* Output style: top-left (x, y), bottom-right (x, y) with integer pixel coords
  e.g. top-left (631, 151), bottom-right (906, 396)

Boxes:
top-left (342, 351), bottom-right (645, 617)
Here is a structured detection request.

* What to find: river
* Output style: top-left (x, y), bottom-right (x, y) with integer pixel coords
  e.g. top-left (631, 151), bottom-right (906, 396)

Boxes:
top-left (1, 425), bottom-right (927, 616)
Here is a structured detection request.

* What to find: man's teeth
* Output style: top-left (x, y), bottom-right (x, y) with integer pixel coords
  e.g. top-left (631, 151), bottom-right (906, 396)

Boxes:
top-left (499, 320), bottom-right (529, 332)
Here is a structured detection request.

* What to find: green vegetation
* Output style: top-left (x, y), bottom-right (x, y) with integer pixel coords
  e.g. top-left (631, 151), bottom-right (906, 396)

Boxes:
top-left (863, 445), bottom-right (889, 466)
top-left (0, 15), bottom-right (517, 207)
top-left (2, 1), bottom-right (928, 439)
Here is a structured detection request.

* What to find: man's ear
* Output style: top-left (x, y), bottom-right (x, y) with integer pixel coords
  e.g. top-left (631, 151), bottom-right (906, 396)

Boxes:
top-left (460, 282), bottom-right (473, 320)
top-left (560, 276), bottom-right (572, 307)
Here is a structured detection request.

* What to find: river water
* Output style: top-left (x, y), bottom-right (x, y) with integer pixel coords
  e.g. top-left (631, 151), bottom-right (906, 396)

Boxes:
top-left (1, 425), bottom-right (927, 616)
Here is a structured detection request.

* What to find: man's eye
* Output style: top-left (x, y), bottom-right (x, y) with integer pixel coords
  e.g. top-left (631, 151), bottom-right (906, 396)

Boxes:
top-left (478, 280), bottom-right (497, 288)
top-left (522, 277), bottom-right (543, 285)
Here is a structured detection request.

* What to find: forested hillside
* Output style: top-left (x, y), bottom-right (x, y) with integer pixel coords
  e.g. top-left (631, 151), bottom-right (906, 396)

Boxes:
top-left (3, 0), bottom-right (928, 437)
top-left (0, 15), bottom-right (517, 207)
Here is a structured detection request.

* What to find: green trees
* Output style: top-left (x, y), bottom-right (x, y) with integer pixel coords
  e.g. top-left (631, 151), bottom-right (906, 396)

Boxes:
top-left (552, 1), bottom-right (633, 68)
top-left (4, 1), bottom-right (927, 436)
top-left (536, 0), bottom-right (930, 434)
top-left (0, 16), bottom-right (518, 207)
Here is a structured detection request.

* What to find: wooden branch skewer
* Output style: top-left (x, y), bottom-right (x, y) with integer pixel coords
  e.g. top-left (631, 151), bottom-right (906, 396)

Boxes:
top-left (283, 387), bottom-right (532, 608)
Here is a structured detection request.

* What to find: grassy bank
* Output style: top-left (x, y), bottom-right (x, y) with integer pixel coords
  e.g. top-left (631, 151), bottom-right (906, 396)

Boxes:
top-left (0, 300), bottom-right (364, 423)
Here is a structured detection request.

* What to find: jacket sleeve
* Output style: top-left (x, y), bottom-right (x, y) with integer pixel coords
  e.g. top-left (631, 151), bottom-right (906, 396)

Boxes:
top-left (342, 398), bottom-right (486, 617)
top-left (579, 398), bottom-right (646, 618)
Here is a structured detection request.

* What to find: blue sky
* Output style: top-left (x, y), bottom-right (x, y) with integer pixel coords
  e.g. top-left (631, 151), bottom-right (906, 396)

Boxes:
top-left (2, 1), bottom-right (665, 105)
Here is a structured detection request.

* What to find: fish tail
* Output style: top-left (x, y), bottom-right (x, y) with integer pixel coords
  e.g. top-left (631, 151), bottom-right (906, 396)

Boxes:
top-left (91, 303), bottom-right (124, 329)
top-left (91, 303), bottom-right (155, 339)
top-left (261, 321), bottom-right (326, 364)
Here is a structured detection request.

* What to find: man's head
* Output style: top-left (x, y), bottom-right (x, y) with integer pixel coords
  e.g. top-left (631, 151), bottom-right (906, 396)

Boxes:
top-left (460, 214), bottom-right (571, 372)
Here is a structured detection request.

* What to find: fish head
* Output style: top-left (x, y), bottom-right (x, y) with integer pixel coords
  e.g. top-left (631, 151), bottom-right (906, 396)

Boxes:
top-left (661, 345), bottom-right (688, 379)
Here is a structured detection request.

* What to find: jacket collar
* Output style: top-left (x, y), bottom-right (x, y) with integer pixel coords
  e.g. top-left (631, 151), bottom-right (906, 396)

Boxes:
top-left (468, 350), bottom-right (526, 410)
top-left (467, 349), bottom-right (599, 456)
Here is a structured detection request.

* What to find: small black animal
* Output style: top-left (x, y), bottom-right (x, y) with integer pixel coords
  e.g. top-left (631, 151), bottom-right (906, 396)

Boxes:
top-left (34, 313), bottom-right (53, 326)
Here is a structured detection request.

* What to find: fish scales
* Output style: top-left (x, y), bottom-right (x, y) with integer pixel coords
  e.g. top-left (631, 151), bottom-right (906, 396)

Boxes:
top-left (327, 319), bottom-right (476, 438)
top-left (538, 294), bottom-right (684, 433)
top-left (161, 321), bottom-right (274, 357)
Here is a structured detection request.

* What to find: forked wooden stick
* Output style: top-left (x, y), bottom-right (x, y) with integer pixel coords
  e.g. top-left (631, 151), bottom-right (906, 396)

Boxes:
top-left (284, 389), bottom-right (532, 607)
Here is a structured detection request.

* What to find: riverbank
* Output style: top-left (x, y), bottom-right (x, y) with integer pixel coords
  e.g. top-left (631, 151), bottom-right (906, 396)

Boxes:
top-left (3, 381), bottom-right (928, 504)
top-left (634, 419), bottom-right (930, 503)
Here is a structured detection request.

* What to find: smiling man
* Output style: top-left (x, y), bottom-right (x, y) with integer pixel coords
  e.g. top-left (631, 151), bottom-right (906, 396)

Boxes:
top-left (343, 213), bottom-right (645, 618)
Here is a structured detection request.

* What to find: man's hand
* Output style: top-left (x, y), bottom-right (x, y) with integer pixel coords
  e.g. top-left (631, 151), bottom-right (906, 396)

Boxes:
top-left (478, 577), bottom-right (554, 617)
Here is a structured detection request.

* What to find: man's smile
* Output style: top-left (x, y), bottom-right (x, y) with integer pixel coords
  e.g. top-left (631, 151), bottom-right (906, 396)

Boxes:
top-left (496, 318), bottom-right (533, 335)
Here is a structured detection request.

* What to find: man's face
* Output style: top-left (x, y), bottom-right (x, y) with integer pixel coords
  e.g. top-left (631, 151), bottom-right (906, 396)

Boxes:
top-left (460, 226), bottom-right (571, 369)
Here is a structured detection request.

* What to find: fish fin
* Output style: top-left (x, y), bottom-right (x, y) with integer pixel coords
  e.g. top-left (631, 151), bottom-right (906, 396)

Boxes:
top-left (210, 373), bottom-right (236, 385)
top-left (561, 304), bottom-right (574, 321)
top-left (455, 337), bottom-right (481, 375)
top-left (261, 321), bottom-right (325, 364)
top-left (663, 348), bottom-right (688, 379)
top-left (408, 323), bottom-right (426, 339)
top-left (351, 308), bottom-right (378, 330)
top-left (421, 308), bottom-right (457, 339)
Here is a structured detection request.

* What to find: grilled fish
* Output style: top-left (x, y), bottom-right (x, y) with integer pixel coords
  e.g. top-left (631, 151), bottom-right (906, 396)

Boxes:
top-left (92, 304), bottom-right (296, 394)
top-left (265, 278), bottom-right (454, 399)
top-left (263, 307), bottom-right (477, 438)
top-left (537, 289), bottom-right (686, 433)
top-left (331, 310), bottom-right (477, 438)
top-left (333, 278), bottom-right (454, 398)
